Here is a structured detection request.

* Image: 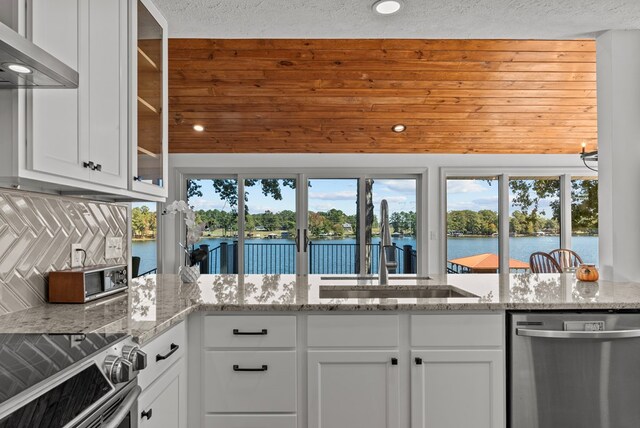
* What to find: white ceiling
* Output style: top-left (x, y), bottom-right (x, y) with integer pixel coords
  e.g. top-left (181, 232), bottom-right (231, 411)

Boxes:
top-left (152, 0), bottom-right (640, 39)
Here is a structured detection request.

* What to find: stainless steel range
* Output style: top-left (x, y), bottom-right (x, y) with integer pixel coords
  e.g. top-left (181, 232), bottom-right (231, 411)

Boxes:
top-left (0, 333), bottom-right (147, 428)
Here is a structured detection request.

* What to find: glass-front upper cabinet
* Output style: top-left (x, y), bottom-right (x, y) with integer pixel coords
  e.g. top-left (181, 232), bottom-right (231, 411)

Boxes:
top-left (131, 0), bottom-right (168, 197)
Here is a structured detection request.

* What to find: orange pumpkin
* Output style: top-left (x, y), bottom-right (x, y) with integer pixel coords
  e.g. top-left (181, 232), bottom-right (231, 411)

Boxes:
top-left (576, 264), bottom-right (599, 282)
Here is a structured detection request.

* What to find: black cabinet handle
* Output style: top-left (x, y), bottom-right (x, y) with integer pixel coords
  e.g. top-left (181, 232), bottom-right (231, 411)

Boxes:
top-left (141, 409), bottom-right (152, 420)
top-left (156, 343), bottom-right (179, 362)
top-left (94, 163), bottom-right (102, 172)
top-left (391, 357), bottom-right (398, 366)
top-left (233, 328), bottom-right (268, 335)
top-left (133, 176), bottom-right (141, 181)
top-left (415, 357), bottom-right (423, 365)
top-left (233, 364), bottom-right (268, 372)
top-left (83, 161), bottom-right (94, 169)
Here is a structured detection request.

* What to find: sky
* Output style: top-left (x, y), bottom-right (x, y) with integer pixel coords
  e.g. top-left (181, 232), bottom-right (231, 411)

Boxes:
top-left (135, 178), bottom-right (558, 219)
top-left (188, 178), bottom-right (417, 216)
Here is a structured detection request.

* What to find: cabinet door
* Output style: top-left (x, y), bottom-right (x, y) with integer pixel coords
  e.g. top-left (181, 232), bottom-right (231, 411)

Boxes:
top-left (130, 0), bottom-right (168, 197)
top-left (28, 0), bottom-right (88, 181)
top-left (411, 350), bottom-right (504, 428)
top-left (308, 351), bottom-right (400, 428)
top-left (87, 0), bottom-right (127, 188)
top-left (138, 357), bottom-right (187, 428)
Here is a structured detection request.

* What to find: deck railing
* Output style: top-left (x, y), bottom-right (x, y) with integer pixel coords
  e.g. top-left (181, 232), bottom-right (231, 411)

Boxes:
top-left (206, 241), bottom-right (417, 275)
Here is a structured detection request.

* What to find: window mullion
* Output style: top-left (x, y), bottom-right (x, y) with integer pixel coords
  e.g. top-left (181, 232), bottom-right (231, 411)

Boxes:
top-left (498, 174), bottom-right (510, 273)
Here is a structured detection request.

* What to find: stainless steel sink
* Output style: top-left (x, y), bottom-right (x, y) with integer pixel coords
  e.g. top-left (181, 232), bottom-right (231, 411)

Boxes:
top-left (319, 285), bottom-right (478, 299)
top-left (320, 276), bottom-right (433, 281)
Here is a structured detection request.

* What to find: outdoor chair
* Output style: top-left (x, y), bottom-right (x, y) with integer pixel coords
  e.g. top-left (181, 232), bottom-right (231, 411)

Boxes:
top-left (529, 252), bottom-right (562, 274)
top-left (549, 248), bottom-right (583, 270)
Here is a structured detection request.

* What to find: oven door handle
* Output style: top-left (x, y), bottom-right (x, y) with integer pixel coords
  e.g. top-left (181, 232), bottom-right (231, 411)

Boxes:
top-left (517, 328), bottom-right (640, 339)
top-left (103, 385), bottom-right (141, 428)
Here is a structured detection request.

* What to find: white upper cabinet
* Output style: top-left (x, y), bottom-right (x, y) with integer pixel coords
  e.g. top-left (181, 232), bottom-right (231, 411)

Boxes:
top-left (29, 0), bottom-right (87, 182)
top-left (130, 0), bottom-right (168, 197)
top-left (0, 0), bottom-right (167, 200)
top-left (29, 0), bottom-right (127, 188)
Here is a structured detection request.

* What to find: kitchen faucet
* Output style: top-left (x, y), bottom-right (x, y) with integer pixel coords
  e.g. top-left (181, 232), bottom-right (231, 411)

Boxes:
top-left (379, 199), bottom-right (397, 285)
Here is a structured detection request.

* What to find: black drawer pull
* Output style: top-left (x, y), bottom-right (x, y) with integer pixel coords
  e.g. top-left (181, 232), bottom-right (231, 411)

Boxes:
top-left (233, 364), bottom-right (268, 372)
top-left (391, 357), bottom-right (398, 365)
top-left (156, 343), bottom-right (179, 362)
top-left (233, 328), bottom-right (268, 335)
top-left (415, 357), bottom-right (423, 365)
top-left (141, 409), bottom-right (152, 420)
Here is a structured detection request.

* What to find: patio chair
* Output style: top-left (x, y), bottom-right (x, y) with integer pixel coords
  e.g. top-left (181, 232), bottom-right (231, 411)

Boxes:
top-left (529, 252), bottom-right (562, 273)
top-left (549, 248), bottom-right (583, 270)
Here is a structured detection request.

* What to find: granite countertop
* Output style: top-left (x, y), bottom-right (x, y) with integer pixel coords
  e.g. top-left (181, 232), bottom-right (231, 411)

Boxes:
top-left (1, 273), bottom-right (640, 344)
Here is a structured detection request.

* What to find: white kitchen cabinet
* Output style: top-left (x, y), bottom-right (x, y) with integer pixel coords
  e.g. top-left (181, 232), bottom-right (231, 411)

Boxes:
top-left (129, 0), bottom-right (168, 198)
top-left (307, 350), bottom-right (400, 428)
top-left (29, 0), bottom-right (127, 189)
top-left (138, 355), bottom-right (187, 428)
top-left (411, 349), bottom-right (504, 428)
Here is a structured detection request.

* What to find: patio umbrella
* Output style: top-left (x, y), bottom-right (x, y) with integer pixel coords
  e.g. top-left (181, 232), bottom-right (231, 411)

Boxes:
top-left (448, 253), bottom-right (529, 273)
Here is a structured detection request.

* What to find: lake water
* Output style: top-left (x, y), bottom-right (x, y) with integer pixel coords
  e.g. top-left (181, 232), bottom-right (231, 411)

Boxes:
top-left (133, 235), bottom-right (598, 275)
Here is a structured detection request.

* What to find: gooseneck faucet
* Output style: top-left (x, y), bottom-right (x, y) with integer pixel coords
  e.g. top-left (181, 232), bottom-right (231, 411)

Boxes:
top-left (379, 199), bottom-right (398, 285)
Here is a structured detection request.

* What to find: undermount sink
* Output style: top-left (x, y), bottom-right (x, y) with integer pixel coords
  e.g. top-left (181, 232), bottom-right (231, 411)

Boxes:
top-left (320, 276), bottom-right (433, 281)
top-left (319, 285), bottom-right (478, 299)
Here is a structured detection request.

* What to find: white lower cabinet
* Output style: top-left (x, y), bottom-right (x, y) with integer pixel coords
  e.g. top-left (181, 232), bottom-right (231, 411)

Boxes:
top-left (194, 313), bottom-right (504, 428)
top-left (307, 350), bottom-right (400, 428)
top-left (138, 356), bottom-right (187, 428)
top-left (411, 350), bottom-right (504, 428)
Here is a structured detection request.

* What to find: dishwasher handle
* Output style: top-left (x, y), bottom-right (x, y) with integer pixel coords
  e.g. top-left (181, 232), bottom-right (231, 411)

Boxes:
top-left (517, 328), bottom-right (640, 339)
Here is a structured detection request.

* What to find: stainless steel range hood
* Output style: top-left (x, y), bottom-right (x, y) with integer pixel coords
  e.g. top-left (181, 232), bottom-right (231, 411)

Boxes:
top-left (0, 21), bottom-right (78, 88)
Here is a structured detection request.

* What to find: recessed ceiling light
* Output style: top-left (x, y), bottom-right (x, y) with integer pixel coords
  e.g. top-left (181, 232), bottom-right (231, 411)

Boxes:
top-left (392, 124), bottom-right (406, 133)
top-left (373, 0), bottom-right (402, 15)
top-left (4, 63), bottom-right (33, 74)
top-left (193, 124), bottom-right (205, 132)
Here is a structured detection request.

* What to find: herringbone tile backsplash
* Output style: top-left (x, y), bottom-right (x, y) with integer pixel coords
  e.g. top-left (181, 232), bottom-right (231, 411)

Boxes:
top-left (0, 189), bottom-right (128, 315)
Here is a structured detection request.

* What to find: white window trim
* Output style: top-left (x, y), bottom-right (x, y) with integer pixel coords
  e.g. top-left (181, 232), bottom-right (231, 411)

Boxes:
top-left (440, 166), bottom-right (597, 273)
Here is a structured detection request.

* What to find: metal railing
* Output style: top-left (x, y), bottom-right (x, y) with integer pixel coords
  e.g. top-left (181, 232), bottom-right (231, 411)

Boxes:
top-left (206, 241), bottom-right (417, 275)
top-left (134, 268), bottom-right (157, 278)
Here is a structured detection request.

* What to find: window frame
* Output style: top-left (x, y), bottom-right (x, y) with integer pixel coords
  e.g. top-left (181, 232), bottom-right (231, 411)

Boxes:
top-left (441, 167), bottom-right (597, 273)
top-left (176, 168), bottom-right (427, 275)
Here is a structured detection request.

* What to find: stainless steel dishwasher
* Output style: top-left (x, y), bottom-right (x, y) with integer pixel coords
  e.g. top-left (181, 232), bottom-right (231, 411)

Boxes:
top-left (509, 312), bottom-right (640, 428)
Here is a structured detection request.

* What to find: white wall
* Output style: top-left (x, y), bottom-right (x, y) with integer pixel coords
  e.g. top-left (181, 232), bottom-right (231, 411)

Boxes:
top-left (162, 153), bottom-right (589, 274)
top-left (597, 30), bottom-right (640, 281)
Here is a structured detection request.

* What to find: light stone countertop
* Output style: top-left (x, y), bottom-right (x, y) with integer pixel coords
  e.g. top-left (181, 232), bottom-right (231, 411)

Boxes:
top-left (0, 273), bottom-right (639, 344)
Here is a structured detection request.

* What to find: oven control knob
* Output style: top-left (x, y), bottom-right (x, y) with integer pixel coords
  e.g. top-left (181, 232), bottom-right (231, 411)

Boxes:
top-left (122, 345), bottom-right (147, 371)
top-left (105, 355), bottom-right (134, 384)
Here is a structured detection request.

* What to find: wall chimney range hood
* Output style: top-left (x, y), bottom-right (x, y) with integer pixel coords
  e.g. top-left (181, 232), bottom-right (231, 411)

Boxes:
top-left (0, 21), bottom-right (78, 88)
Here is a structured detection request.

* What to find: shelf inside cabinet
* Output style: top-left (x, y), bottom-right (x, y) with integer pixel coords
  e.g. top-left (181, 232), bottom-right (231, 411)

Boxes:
top-left (138, 46), bottom-right (159, 72)
top-left (138, 96), bottom-right (160, 115)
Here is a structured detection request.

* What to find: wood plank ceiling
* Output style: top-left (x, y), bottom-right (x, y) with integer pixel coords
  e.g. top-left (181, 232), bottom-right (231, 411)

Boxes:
top-left (168, 39), bottom-right (597, 154)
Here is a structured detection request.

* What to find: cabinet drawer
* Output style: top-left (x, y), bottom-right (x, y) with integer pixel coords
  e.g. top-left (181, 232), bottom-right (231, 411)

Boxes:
top-left (205, 415), bottom-right (297, 428)
top-left (308, 315), bottom-right (399, 347)
top-left (204, 350), bottom-right (296, 413)
top-left (204, 315), bottom-right (296, 348)
top-left (411, 314), bottom-right (503, 347)
top-left (138, 321), bottom-right (186, 390)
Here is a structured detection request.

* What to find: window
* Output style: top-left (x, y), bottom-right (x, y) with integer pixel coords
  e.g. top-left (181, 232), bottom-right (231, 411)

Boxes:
top-left (446, 177), bottom-right (499, 273)
top-left (187, 178), bottom-right (239, 273)
top-left (571, 177), bottom-right (598, 264)
top-left (367, 178), bottom-right (418, 274)
top-left (131, 202), bottom-right (158, 276)
top-left (182, 173), bottom-right (421, 275)
top-left (444, 173), bottom-right (597, 273)
top-left (308, 178), bottom-right (360, 274)
top-left (509, 176), bottom-right (561, 267)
